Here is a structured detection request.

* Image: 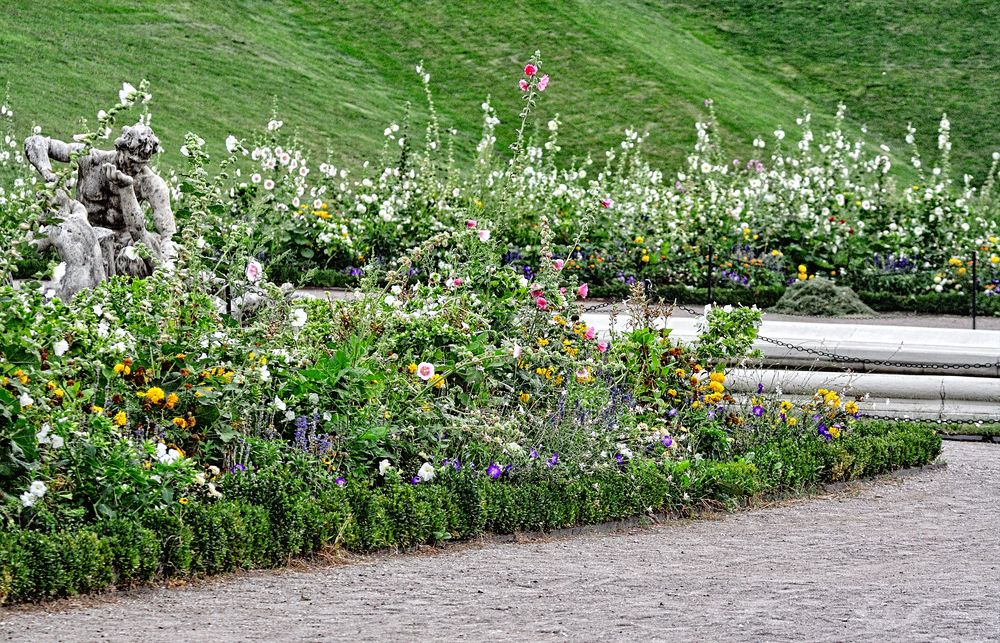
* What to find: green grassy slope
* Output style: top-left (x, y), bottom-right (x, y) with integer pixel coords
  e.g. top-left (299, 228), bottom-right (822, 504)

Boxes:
top-left (669, 0), bottom-right (1000, 180)
top-left (0, 0), bottom-right (994, 178)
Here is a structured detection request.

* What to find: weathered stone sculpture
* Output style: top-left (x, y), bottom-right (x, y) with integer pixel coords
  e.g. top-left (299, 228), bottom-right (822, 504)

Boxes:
top-left (24, 123), bottom-right (176, 299)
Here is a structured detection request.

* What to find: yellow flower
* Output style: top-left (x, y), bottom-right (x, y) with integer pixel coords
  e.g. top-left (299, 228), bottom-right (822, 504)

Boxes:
top-left (797, 264), bottom-right (807, 273)
top-left (431, 374), bottom-right (445, 389)
top-left (991, 255), bottom-right (999, 265)
top-left (828, 425), bottom-right (841, 439)
top-left (91, 405), bottom-right (104, 414)
top-left (667, 389), bottom-right (677, 397)
top-left (175, 353), bottom-right (186, 360)
top-left (634, 236), bottom-right (644, 244)
top-left (172, 417), bottom-right (187, 428)
top-left (143, 387), bottom-right (166, 405)
top-left (787, 417), bottom-right (798, 426)
top-left (178, 497), bottom-right (189, 505)
top-left (519, 392), bottom-right (531, 403)
top-left (113, 411), bottom-right (127, 426)
top-left (407, 363), bottom-right (418, 374)
top-left (709, 372), bottom-right (725, 383)
top-left (641, 255), bottom-right (650, 263)
top-left (165, 393), bottom-right (179, 409)
top-left (845, 401), bottom-right (859, 415)
top-left (674, 369), bottom-right (685, 378)
top-left (14, 369), bottom-right (28, 385)
top-left (780, 400), bottom-right (793, 412)
top-left (537, 338), bottom-right (550, 347)
top-left (113, 363), bottom-right (125, 375)
top-left (708, 380), bottom-right (725, 394)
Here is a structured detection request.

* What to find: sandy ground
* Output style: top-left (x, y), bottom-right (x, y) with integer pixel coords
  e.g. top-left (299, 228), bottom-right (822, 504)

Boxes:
top-left (2, 441), bottom-right (998, 642)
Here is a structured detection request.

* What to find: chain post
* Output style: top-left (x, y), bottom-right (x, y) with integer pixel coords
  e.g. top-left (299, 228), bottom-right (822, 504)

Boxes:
top-left (972, 250), bottom-right (978, 330)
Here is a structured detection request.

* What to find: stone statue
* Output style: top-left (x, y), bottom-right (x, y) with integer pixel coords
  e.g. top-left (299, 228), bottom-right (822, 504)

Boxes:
top-left (24, 123), bottom-right (176, 298)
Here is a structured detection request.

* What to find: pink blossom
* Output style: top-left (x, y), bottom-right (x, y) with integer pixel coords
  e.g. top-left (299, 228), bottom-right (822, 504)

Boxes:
top-left (417, 362), bottom-right (435, 381)
top-left (600, 198), bottom-right (613, 208)
top-left (529, 284), bottom-right (543, 298)
top-left (535, 296), bottom-right (547, 310)
top-left (537, 74), bottom-right (549, 92)
top-left (466, 219), bottom-right (477, 229)
top-left (577, 283), bottom-right (589, 299)
top-left (513, 345), bottom-right (522, 359)
top-left (518, 79), bottom-right (529, 92)
top-left (553, 259), bottom-right (565, 271)
top-left (597, 341), bottom-right (609, 353)
top-left (478, 229), bottom-right (491, 242)
top-left (559, 287), bottom-right (566, 295)
top-left (245, 260), bottom-right (263, 282)
top-left (584, 326), bottom-right (596, 340)
top-left (453, 278), bottom-right (463, 286)
top-left (524, 64), bottom-right (537, 77)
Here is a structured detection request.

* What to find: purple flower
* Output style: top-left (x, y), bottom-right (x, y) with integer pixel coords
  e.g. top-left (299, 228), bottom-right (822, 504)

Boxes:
top-left (757, 383), bottom-right (764, 394)
top-left (411, 476), bottom-right (421, 484)
top-left (335, 476), bottom-right (346, 487)
top-left (667, 408), bottom-right (678, 418)
top-left (453, 459), bottom-right (462, 471)
top-left (661, 435), bottom-right (673, 448)
top-left (614, 453), bottom-right (625, 466)
top-left (529, 448), bottom-right (539, 460)
top-left (752, 405), bottom-right (764, 417)
top-left (487, 462), bottom-right (502, 479)
top-left (546, 453), bottom-right (559, 468)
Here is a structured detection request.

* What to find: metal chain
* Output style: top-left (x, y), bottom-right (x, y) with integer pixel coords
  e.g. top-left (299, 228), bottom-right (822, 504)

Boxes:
top-left (756, 335), bottom-right (1000, 371)
top-left (859, 413), bottom-right (1000, 426)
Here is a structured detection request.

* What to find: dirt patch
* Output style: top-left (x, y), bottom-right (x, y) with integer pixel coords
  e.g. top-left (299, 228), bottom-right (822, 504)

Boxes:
top-left (2, 443), bottom-right (998, 642)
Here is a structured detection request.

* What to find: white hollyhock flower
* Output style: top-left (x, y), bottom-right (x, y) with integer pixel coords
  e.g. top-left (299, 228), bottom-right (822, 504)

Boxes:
top-left (225, 135), bottom-right (239, 153)
top-left (290, 308), bottom-right (307, 328)
top-left (53, 339), bottom-right (69, 357)
top-left (119, 82), bottom-right (137, 106)
top-left (379, 459), bottom-right (392, 475)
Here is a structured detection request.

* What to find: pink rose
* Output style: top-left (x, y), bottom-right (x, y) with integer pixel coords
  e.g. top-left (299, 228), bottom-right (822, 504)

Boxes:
top-left (518, 79), bottom-right (529, 92)
top-left (535, 296), bottom-right (547, 310)
top-left (577, 283), bottom-right (589, 299)
top-left (537, 74), bottom-right (549, 92)
top-left (597, 341), bottom-right (609, 353)
top-left (524, 64), bottom-right (537, 77)
top-left (585, 326), bottom-right (596, 340)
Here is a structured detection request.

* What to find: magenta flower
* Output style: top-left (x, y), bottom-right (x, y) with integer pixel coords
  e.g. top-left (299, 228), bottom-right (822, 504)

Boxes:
top-left (597, 341), bottom-right (609, 353)
top-left (577, 283), bottom-right (589, 299)
top-left (584, 326), bottom-right (596, 340)
top-left (535, 296), bottom-right (547, 310)
top-left (553, 259), bottom-right (565, 271)
top-left (524, 63), bottom-right (537, 77)
top-left (600, 198), bottom-right (612, 208)
top-left (537, 74), bottom-right (549, 92)
top-left (518, 79), bottom-right (529, 92)
top-left (466, 219), bottom-right (477, 228)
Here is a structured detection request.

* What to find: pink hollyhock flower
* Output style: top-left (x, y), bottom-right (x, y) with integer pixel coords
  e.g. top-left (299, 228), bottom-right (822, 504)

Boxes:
top-left (559, 287), bottom-right (566, 295)
top-left (600, 198), bottom-right (613, 208)
top-left (417, 362), bottom-right (435, 381)
top-left (585, 326), bottom-right (596, 340)
top-left (518, 79), bottom-right (529, 92)
top-left (524, 63), bottom-right (537, 77)
top-left (529, 284), bottom-right (543, 297)
top-left (577, 283), bottom-right (589, 299)
top-left (466, 219), bottom-right (477, 229)
top-left (537, 74), bottom-right (549, 92)
top-left (453, 278), bottom-right (463, 286)
top-left (478, 229), bottom-right (491, 242)
top-left (597, 341), bottom-right (609, 353)
top-left (535, 296), bottom-right (547, 310)
top-left (553, 259), bottom-right (565, 271)
top-left (245, 260), bottom-right (263, 282)
top-left (513, 344), bottom-right (522, 359)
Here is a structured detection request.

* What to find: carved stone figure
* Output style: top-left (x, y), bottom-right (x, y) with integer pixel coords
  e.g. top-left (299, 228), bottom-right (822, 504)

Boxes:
top-left (24, 123), bottom-right (176, 297)
top-left (33, 191), bottom-right (107, 300)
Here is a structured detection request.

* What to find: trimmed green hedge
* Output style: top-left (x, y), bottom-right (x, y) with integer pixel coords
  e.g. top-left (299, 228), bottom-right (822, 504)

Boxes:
top-left (0, 422), bottom-right (941, 605)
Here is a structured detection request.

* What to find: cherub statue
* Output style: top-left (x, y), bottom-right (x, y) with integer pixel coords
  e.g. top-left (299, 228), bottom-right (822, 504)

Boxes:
top-left (24, 122), bottom-right (176, 285)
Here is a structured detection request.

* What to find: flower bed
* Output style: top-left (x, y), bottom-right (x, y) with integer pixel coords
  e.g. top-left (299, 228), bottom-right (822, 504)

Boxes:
top-left (0, 57), bottom-right (948, 605)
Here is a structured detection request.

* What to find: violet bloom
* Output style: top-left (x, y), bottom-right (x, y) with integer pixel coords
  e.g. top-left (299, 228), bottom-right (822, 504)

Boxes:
top-left (335, 477), bottom-right (346, 487)
top-left (757, 383), bottom-right (764, 394)
top-left (487, 462), bottom-right (502, 479)
top-left (614, 453), bottom-right (625, 466)
top-left (546, 453), bottom-right (559, 468)
top-left (752, 405), bottom-right (765, 417)
top-left (452, 460), bottom-right (462, 471)
top-left (668, 408), bottom-right (678, 418)
top-left (661, 435), bottom-right (673, 448)
top-left (529, 448), bottom-right (539, 460)
top-left (411, 476), bottom-right (421, 484)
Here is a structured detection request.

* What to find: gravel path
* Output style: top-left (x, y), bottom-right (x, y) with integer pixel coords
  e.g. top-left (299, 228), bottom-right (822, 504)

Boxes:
top-left (3, 442), bottom-right (998, 642)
